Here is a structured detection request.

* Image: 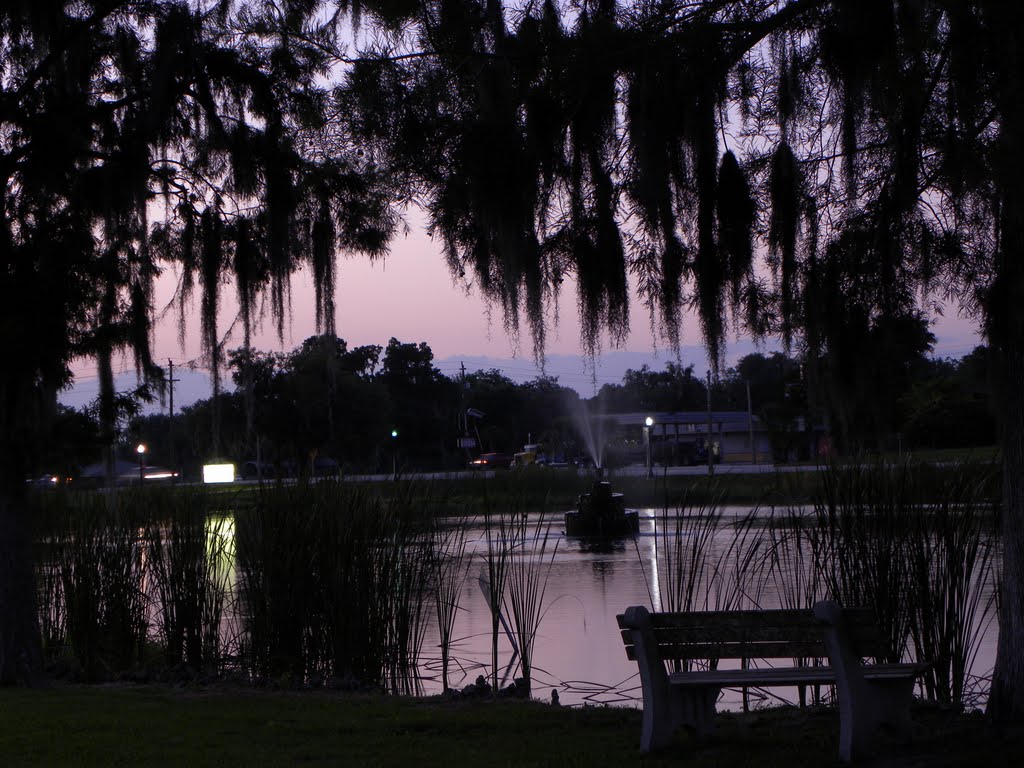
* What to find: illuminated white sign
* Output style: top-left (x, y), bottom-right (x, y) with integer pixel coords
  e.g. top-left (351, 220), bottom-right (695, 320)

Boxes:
top-left (203, 463), bottom-right (235, 484)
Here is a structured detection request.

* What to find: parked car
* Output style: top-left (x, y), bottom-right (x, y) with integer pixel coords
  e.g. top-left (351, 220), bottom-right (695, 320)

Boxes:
top-left (311, 456), bottom-right (340, 477)
top-left (26, 474), bottom-right (60, 488)
top-left (469, 452), bottom-right (513, 470)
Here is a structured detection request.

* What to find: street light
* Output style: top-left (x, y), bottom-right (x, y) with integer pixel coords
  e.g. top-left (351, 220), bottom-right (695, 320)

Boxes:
top-left (644, 417), bottom-right (654, 479)
top-left (136, 443), bottom-right (146, 485)
top-left (390, 429), bottom-right (399, 481)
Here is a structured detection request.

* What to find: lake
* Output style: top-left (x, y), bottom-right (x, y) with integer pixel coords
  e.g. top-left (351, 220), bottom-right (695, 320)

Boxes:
top-left (417, 506), bottom-right (998, 710)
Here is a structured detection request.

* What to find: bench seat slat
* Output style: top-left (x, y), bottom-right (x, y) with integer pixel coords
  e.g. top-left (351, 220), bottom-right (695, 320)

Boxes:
top-left (666, 662), bottom-right (921, 688)
top-left (668, 665), bottom-right (837, 687)
top-left (622, 639), bottom-right (828, 661)
top-left (638, 625), bottom-right (826, 643)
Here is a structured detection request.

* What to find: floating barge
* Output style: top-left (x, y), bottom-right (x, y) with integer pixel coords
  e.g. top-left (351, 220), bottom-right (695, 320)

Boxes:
top-left (565, 479), bottom-right (639, 538)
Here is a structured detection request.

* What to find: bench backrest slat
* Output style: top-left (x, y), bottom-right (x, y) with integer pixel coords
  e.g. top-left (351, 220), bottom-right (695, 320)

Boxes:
top-left (617, 607), bottom-right (885, 663)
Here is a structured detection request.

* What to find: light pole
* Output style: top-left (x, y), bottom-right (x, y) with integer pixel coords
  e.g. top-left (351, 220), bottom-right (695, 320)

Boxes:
top-left (390, 429), bottom-right (399, 481)
top-left (136, 443), bottom-right (146, 486)
top-left (644, 417), bottom-right (654, 479)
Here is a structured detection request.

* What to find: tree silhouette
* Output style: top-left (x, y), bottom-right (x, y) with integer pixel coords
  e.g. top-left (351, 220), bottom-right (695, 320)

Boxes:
top-left (340, 1), bottom-right (1024, 722)
top-left (0, 1), bottom-right (395, 682)
top-left (4, 0), bottom-right (1023, 724)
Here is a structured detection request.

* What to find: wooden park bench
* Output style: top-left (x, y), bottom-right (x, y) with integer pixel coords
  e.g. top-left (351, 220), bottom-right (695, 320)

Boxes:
top-left (616, 601), bottom-right (928, 762)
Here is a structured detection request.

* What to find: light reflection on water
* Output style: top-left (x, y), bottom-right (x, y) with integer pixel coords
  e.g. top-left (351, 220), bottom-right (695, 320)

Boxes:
top-left (416, 508), bottom-right (998, 710)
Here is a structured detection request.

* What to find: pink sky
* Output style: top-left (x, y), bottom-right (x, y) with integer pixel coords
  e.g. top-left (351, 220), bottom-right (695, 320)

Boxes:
top-left (63, 224), bottom-right (982, 408)
top-left (137, 225), bottom-right (714, 387)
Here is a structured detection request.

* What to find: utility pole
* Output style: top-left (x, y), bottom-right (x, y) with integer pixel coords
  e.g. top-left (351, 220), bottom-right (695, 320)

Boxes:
top-left (459, 361), bottom-right (472, 457)
top-left (168, 359), bottom-right (180, 479)
top-left (706, 370), bottom-right (714, 476)
top-left (460, 361), bottom-right (467, 436)
top-left (746, 379), bottom-right (756, 465)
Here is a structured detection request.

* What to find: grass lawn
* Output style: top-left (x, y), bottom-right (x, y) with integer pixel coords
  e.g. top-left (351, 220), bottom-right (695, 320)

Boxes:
top-left (0, 686), bottom-right (1012, 767)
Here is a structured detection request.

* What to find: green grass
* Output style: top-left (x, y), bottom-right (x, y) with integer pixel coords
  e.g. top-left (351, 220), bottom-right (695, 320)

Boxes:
top-left (0, 686), bottom-right (1012, 767)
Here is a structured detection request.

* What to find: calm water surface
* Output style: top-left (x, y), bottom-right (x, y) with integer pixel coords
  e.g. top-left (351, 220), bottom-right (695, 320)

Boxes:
top-left (418, 507), bottom-right (998, 709)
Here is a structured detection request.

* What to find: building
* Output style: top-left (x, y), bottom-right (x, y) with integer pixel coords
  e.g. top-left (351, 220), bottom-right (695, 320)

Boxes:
top-left (599, 411), bottom-right (773, 466)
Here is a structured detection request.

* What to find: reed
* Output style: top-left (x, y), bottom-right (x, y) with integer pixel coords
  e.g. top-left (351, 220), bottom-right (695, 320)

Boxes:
top-left (233, 482), bottom-right (318, 681)
top-left (812, 460), bottom-right (916, 662)
top-left (645, 489), bottom-right (723, 615)
top-left (642, 480), bottom-right (768, 616)
top-left (28, 462), bottom-right (997, 708)
top-left (478, 498), bottom-right (514, 692)
top-left (502, 503), bottom-right (558, 695)
top-left (36, 489), bottom-right (149, 680)
top-left (766, 506), bottom-right (822, 611)
top-left (33, 493), bottom-right (69, 661)
top-left (427, 512), bottom-right (473, 692)
top-left (143, 486), bottom-right (233, 673)
top-left (903, 462), bottom-right (998, 708)
top-left (233, 480), bottom-right (437, 689)
top-left (381, 484), bottom-right (440, 693)
top-left (811, 459), bottom-right (998, 707)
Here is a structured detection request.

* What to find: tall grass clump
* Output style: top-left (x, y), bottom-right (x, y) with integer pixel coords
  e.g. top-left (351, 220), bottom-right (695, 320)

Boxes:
top-left (33, 494), bottom-right (68, 661)
top-left (378, 484), bottom-right (441, 694)
top-left (478, 501), bottom-right (514, 692)
top-left (502, 503), bottom-right (558, 695)
top-left (234, 480), bottom-right (436, 690)
top-left (642, 481), bottom-right (769, 616)
top-left (766, 506), bottom-right (823, 611)
top-left (904, 462), bottom-right (998, 708)
top-left (427, 512), bottom-right (473, 692)
top-left (812, 459), bottom-right (998, 708)
top-left (144, 486), bottom-right (234, 674)
top-left (233, 483), bottom-right (318, 680)
top-left (36, 489), bottom-right (149, 680)
top-left (812, 461), bottom-right (916, 662)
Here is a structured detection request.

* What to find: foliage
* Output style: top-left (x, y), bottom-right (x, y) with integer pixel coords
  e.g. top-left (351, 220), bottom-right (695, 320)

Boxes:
top-left (341, 2), bottom-right (1007, 374)
top-left (0, 0), bottom-right (399, 682)
top-left (64, 343), bottom-right (996, 481)
top-left (6, 0), bottom-right (1023, 715)
top-left (35, 491), bottom-right (149, 680)
top-left (232, 481), bottom-right (434, 688)
top-left (809, 459), bottom-right (999, 708)
top-left (502, 506), bottom-right (558, 694)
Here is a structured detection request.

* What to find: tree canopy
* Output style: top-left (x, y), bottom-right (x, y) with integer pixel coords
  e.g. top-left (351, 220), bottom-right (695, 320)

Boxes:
top-left (342, 1), bottom-right (1005, 369)
top-left (340, 4), bottom-right (1024, 721)
top-left (1, 0), bottom-right (398, 480)
top-left (1, 0), bottom-right (398, 683)
top-left (4, 0), bottom-right (1024, 725)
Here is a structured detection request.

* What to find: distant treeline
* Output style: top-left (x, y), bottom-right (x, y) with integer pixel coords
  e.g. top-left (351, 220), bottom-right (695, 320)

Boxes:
top-left (40, 336), bottom-right (993, 479)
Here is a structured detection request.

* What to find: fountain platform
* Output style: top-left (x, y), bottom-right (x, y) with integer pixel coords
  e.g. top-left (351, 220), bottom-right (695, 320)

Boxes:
top-left (565, 480), bottom-right (639, 538)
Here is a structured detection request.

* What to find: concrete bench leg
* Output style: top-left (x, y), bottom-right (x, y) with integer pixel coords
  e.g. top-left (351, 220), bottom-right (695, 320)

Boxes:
top-left (639, 685), bottom-right (720, 752)
top-left (676, 686), bottom-right (720, 739)
top-left (816, 601), bottom-right (918, 762)
top-left (623, 607), bottom-right (720, 753)
top-left (839, 679), bottom-right (914, 762)
top-left (865, 677), bottom-right (915, 732)
top-left (640, 690), bottom-right (676, 752)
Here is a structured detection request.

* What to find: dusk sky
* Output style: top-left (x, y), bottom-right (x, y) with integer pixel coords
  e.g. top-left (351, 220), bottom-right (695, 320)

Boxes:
top-left (62, 220), bottom-right (983, 411)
